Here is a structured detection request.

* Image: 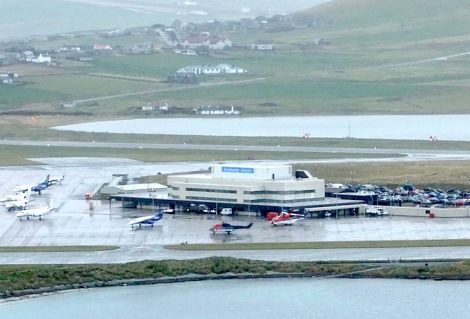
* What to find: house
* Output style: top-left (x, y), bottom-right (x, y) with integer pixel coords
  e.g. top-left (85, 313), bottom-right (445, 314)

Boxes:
top-left (60, 51), bottom-right (94, 61)
top-left (180, 35), bottom-right (232, 50)
top-left (196, 105), bottom-right (240, 115)
top-left (177, 64), bottom-right (246, 75)
top-left (141, 103), bottom-right (169, 112)
top-left (208, 38), bottom-right (232, 50)
top-left (27, 54), bottom-right (51, 64)
top-left (251, 42), bottom-right (274, 51)
top-left (1, 78), bottom-right (13, 84)
top-left (21, 51), bottom-right (34, 61)
top-left (93, 44), bottom-right (113, 51)
top-left (59, 46), bottom-right (81, 52)
top-left (0, 73), bottom-right (16, 84)
top-left (0, 72), bottom-right (19, 78)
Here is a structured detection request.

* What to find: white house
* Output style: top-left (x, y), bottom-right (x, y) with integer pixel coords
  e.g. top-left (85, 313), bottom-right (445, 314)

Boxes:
top-left (180, 36), bottom-right (232, 50)
top-left (93, 44), bottom-right (113, 51)
top-left (208, 38), bottom-right (232, 50)
top-left (251, 43), bottom-right (274, 51)
top-left (29, 54), bottom-right (51, 64)
top-left (177, 64), bottom-right (246, 75)
top-left (198, 105), bottom-right (240, 115)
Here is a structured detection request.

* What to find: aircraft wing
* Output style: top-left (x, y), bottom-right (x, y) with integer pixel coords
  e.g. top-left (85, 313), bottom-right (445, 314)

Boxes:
top-left (17, 207), bottom-right (49, 219)
top-left (17, 210), bottom-right (33, 218)
top-left (13, 185), bottom-right (32, 193)
top-left (4, 200), bottom-right (27, 209)
top-left (128, 215), bottom-right (154, 225)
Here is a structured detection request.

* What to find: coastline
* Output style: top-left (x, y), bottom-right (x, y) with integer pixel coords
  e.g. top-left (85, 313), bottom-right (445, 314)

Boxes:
top-left (0, 273), bottom-right (314, 304)
top-left (1, 263), bottom-right (467, 303)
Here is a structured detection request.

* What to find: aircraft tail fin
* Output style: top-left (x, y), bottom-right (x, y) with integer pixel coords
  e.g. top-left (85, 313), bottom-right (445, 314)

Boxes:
top-left (232, 222), bottom-right (253, 230)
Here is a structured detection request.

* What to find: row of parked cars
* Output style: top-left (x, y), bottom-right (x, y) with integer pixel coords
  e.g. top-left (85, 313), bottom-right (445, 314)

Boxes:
top-left (330, 183), bottom-right (470, 207)
top-left (184, 204), bottom-right (233, 215)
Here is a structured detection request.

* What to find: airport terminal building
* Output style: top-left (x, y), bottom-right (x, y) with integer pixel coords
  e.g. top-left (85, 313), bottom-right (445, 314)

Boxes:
top-left (168, 163), bottom-right (325, 206)
top-left (111, 163), bottom-right (363, 217)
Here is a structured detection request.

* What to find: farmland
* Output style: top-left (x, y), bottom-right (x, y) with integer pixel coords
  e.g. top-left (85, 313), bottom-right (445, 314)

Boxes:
top-left (3, 0), bottom-right (470, 117)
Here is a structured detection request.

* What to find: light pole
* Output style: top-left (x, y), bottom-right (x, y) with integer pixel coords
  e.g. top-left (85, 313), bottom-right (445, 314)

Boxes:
top-left (350, 171), bottom-right (355, 184)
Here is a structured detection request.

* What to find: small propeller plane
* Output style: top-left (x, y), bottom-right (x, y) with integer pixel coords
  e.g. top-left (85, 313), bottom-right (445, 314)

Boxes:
top-left (31, 175), bottom-right (51, 194)
top-left (17, 200), bottom-right (54, 221)
top-left (209, 221), bottom-right (253, 234)
top-left (48, 174), bottom-right (65, 185)
top-left (0, 188), bottom-right (31, 203)
top-left (14, 175), bottom-right (51, 195)
top-left (128, 211), bottom-right (163, 229)
top-left (269, 211), bottom-right (306, 226)
top-left (4, 199), bottom-right (29, 212)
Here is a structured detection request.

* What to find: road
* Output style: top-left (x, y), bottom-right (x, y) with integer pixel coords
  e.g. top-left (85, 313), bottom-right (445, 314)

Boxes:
top-left (381, 51), bottom-right (470, 68)
top-left (2, 245), bottom-right (470, 264)
top-left (3, 139), bottom-right (470, 163)
top-left (71, 77), bottom-right (265, 106)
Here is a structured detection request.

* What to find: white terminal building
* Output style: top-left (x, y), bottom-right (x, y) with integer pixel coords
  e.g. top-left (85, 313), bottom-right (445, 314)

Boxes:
top-left (111, 162), bottom-right (363, 217)
top-left (168, 163), bottom-right (325, 206)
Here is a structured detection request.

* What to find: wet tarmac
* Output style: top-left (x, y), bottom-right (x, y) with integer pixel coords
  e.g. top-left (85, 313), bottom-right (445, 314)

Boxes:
top-left (1, 158), bottom-right (470, 264)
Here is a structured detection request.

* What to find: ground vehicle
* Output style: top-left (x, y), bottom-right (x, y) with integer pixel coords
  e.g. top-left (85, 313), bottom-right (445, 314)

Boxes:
top-left (219, 208), bottom-right (232, 215)
top-left (365, 207), bottom-right (389, 217)
top-left (185, 203), bottom-right (215, 214)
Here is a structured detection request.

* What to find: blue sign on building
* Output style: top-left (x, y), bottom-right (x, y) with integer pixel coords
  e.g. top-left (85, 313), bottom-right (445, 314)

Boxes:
top-left (222, 166), bottom-right (255, 174)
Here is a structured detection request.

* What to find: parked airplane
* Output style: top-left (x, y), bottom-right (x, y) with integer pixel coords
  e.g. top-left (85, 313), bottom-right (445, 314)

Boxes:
top-left (31, 175), bottom-right (50, 194)
top-left (4, 199), bottom-right (28, 212)
top-left (128, 211), bottom-right (163, 229)
top-left (268, 211), bottom-right (306, 226)
top-left (12, 184), bottom-right (33, 193)
top-left (0, 188), bottom-right (31, 203)
top-left (13, 175), bottom-right (51, 195)
top-left (209, 221), bottom-right (253, 234)
top-left (48, 174), bottom-right (65, 185)
top-left (17, 200), bottom-right (54, 221)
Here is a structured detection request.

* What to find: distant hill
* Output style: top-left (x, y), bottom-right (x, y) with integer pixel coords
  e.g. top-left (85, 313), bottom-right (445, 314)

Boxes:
top-left (294, 0), bottom-right (470, 43)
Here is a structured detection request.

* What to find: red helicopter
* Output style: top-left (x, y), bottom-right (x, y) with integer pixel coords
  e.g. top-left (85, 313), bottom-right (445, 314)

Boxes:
top-left (267, 211), bottom-right (306, 226)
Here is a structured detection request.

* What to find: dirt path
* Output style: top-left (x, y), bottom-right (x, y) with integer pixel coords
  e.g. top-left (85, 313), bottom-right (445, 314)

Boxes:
top-left (71, 77), bottom-right (265, 106)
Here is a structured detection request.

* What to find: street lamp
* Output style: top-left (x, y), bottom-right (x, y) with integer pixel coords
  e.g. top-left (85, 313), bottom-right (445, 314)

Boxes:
top-left (350, 171), bottom-right (355, 184)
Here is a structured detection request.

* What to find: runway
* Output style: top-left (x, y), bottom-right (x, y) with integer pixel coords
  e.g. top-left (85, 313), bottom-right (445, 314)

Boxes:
top-left (3, 139), bottom-right (470, 163)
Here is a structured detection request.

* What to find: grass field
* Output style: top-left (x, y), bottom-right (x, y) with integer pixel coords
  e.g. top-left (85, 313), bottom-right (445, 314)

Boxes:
top-left (4, 0), bottom-right (470, 116)
top-left (0, 144), bottom-right (397, 166)
top-left (166, 239), bottom-right (470, 251)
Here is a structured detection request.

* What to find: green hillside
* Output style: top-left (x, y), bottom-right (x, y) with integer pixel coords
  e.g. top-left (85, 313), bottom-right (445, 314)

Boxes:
top-left (2, 0), bottom-right (470, 118)
top-left (295, 0), bottom-right (470, 47)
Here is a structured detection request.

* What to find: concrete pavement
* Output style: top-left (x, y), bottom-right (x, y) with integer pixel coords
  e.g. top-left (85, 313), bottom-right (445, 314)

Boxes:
top-left (1, 159), bottom-right (470, 264)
